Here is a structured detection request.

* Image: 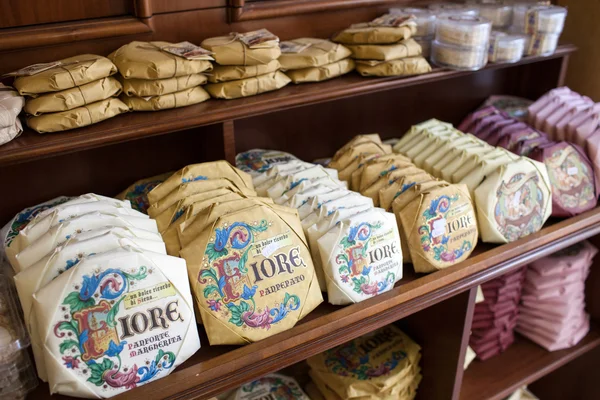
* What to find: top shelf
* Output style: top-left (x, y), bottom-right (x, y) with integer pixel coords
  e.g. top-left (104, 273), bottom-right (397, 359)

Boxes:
top-left (0, 45), bottom-right (575, 167)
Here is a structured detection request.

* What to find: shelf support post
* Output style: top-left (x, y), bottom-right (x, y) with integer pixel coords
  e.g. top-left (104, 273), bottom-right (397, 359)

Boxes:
top-left (223, 120), bottom-right (236, 164)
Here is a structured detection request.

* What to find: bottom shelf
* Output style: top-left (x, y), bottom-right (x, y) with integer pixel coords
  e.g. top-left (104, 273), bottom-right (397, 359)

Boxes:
top-left (460, 326), bottom-right (600, 400)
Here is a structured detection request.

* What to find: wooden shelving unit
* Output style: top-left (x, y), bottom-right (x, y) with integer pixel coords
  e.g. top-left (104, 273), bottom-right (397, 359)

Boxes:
top-left (1, 2), bottom-right (597, 399)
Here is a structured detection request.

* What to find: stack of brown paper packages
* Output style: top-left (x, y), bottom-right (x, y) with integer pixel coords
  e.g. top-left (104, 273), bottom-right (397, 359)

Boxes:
top-left (109, 41), bottom-right (212, 111)
top-left (202, 29), bottom-right (291, 99)
top-left (279, 38), bottom-right (355, 84)
top-left (305, 325), bottom-right (422, 400)
top-left (333, 14), bottom-right (432, 77)
top-left (13, 54), bottom-right (128, 133)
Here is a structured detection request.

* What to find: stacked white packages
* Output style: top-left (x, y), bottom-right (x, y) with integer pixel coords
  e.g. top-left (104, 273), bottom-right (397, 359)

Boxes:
top-left (236, 149), bottom-right (403, 306)
top-left (1, 193), bottom-right (200, 398)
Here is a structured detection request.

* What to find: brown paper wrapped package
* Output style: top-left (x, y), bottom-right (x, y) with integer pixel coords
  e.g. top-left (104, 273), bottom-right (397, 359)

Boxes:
top-left (14, 54), bottom-right (117, 95)
top-left (279, 38), bottom-right (352, 70)
top-left (108, 41), bottom-right (213, 79)
top-left (347, 39), bottom-right (422, 61)
top-left (205, 71), bottom-right (291, 100)
top-left (0, 84), bottom-right (24, 146)
top-left (120, 73), bottom-right (207, 97)
top-left (202, 35), bottom-right (281, 66)
top-left (332, 22), bottom-right (417, 45)
top-left (121, 86), bottom-right (210, 111)
top-left (24, 77), bottom-right (122, 116)
top-left (286, 59), bottom-right (355, 84)
top-left (27, 97), bottom-right (129, 133)
top-left (356, 56), bottom-right (431, 77)
top-left (208, 60), bottom-right (281, 83)
top-left (329, 142), bottom-right (393, 172)
top-left (179, 204), bottom-right (323, 344)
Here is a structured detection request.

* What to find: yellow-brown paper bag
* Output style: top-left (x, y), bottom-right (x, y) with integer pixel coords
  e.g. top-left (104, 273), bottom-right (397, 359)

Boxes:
top-left (27, 97), bottom-right (128, 133)
top-left (347, 38), bottom-right (422, 61)
top-left (208, 60), bottom-right (281, 83)
top-left (121, 86), bottom-right (210, 111)
top-left (279, 38), bottom-right (352, 70)
top-left (24, 77), bottom-right (122, 116)
top-left (286, 58), bottom-right (355, 84)
top-left (379, 171), bottom-right (432, 211)
top-left (108, 41), bottom-right (213, 79)
top-left (14, 54), bottom-right (117, 95)
top-left (148, 161), bottom-right (254, 204)
top-left (180, 203), bottom-right (323, 344)
top-left (399, 184), bottom-right (478, 272)
top-left (205, 71), bottom-right (291, 100)
top-left (202, 34), bottom-right (281, 66)
top-left (333, 20), bottom-right (417, 45)
top-left (355, 56), bottom-right (431, 77)
top-left (329, 142), bottom-right (393, 172)
top-left (120, 73), bottom-right (207, 97)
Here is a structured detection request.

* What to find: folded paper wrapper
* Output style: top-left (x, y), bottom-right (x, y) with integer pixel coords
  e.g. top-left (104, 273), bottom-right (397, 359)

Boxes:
top-left (202, 35), bottom-right (281, 66)
top-left (205, 71), bottom-right (291, 99)
top-left (109, 41), bottom-right (213, 80)
top-left (332, 22), bottom-right (417, 45)
top-left (26, 97), bottom-right (129, 133)
top-left (24, 76), bottom-right (122, 116)
top-left (285, 59), bottom-right (355, 84)
top-left (0, 84), bottom-right (24, 146)
top-left (279, 38), bottom-right (352, 70)
top-left (208, 60), bottom-right (281, 83)
top-left (13, 54), bottom-right (118, 95)
top-left (121, 86), bottom-right (210, 111)
top-left (347, 38), bottom-right (422, 61)
top-left (355, 56), bottom-right (431, 77)
top-left (120, 74), bottom-right (207, 97)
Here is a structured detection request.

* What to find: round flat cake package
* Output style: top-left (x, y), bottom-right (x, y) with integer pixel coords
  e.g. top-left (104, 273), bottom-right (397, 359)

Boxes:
top-left (32, 246), bottom-right (200, 398)
top-left (148, 161), bottom-right (254, 205)
top-left (399, 184), bottom-right (478, 273)
top-left (307, 325), bottom-right (420, 399)
top-left (301, 191), bottom-right (371, 231)
top-left (330, 142), bottom-right (393, 172)
top-left (13, 55), bottom-right (118, 95)
top-left (108, 41), bottom-right (212, 79)
top-left (530, 142), bottom-right (597, 217)
top-left (332, 15), bottom-right (417, 44)
top-left (120, 74), bottom-right (207, 97)
top-left (116, 172), bottom-right (173, 213)
top-left (208, 60), bottom-right (281, 83)
top-left (266, 165), bottom-right (337, 199)
top-left (306, 204), bottom-right (374, 292)
top-left (297, 189), bottom-right (350, 220)
top-left (205, 71), bottom-right (291, 100)
top-left (121, 86), bottom-right (210, 111)
top-left (350, 154), bottom-right (411, 191)
top-left (201, 30), bottom-right (281, 66)
top-left (285, 58), bottom-right (355, 84)
top-left (24, 77), bottom-right (122, 116)
top-left (10, 213), bottom-right (159, 274)
top-left (180, 203), bottom-right (322, 344)
top-left (284, 185), bottom-right (337, 209)
top-left (317, 208), bottom-right (402, 305)
top-left (355, 56), bottom-right (431, 77)
top-left (279, 38), bottom-right (351, 70)
top-left (14, 234), bottom-right (166, 382)
top-left (474, 158), bottom-right (552, 243)
top-left (235, 149), bottom-right (300, 177)
top-left (347, 38), bottom-right (422, 61)
top-left (275, 175), bottom-right (346, 206)
top-left (27, 97), bottom-right (129, 134)
top-left (228, 373), bottom-right (310, 400)
top-left (379, 171), bottom-right (433, 212)
top-left (334, 134), bottom-right (384, 159)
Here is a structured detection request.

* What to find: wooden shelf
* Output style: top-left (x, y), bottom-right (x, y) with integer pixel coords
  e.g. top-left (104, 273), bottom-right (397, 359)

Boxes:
top-left (1, 45), bottom-right (575, 167)
top-left (460, 328), bottom-right (600, 400)
top-left (26, 206), bottom-right (600, 400)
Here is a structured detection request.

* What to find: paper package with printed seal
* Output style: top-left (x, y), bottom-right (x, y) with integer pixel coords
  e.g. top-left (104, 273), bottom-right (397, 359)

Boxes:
top-left (202, 30), bottom-right (281, 66)
top-left (121, 86), bottom-right (210, 111)
top-left (279, 38), bottom-right (351, 70)
top-left (120, 73), bottom-right (207, 97)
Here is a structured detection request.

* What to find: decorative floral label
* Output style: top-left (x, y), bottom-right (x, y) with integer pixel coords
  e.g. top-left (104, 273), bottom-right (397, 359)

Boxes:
top-left (236, 150), bottom-right (298, 175)
top-left (334, 220), bottom-right (400, 299)
top-left (417, 194), bottom-right (477, 264)
top-left (124, 180), bottom-right (164, 213)
top-left (544, 146), bottom-right (595, 212)
top-left (199, 218), bottom-right (310, 333)
top-left (50, 261), bottom-right (191, 396)
top-left (494, 172), bottom-right (545, 241)
top-left (237, 374), bottom-right (310, 400)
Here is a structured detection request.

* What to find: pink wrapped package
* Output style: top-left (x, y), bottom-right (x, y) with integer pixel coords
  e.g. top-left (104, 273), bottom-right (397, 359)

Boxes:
top-left (520, 303), bottom-right (584, 323)
top-left (521, 280), bottom-right (585, 301)
top-left (525, 267), bottom-right (589, 290)
top-left (482, 119), bottom-right (517, 146)
top-left (570, 105), bottom-right (600, 147)
top-left (470, 332), bottom-right (514, 354)
top-left (527, 87), bottom-right (573, 119)
top-left (475, 300), bottom-right (518, 317)
top-left (496, 126), bottom-right (542, 151)
top-left (529, 241), bottom-right (598, 275)
top-left (522, 294), bottom-right (585, 314)
top-left (529, 142), bottom-right (597, 217)
top-left (543, 98), bottom-right (592, 138)
top-left (531, 93), bottom-right (585, 131)
top-left (480, 298), bottom-right (518, 312)
top-left (517, 313), bottom-right (588, 343)
top-left (472, 311), bottom-right (518, 330)
top-left (555, 103), bottom-right (595, 141)
top-left (513, 135), bottom-right (551, 156)
top-left (473, 114), bottom-right (509, 139)
top-left (472, 320), bottom-right (517, 342)
top-left (482, 95), bottom-right (533, 121)
top-left (585, 128), bottom-right (600, 189)
top-left (517, 317), bottom-right (589, 351)
top-left (458, 105), bottom-right (505, 133)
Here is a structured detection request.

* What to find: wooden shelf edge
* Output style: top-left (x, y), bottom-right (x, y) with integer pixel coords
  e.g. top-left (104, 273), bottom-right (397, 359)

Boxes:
top-left (105, 206), bottom-right (600, 400)
top-left (0, 44), bottom-right (576, 167)
top-left (460, 327), bottom-right (600, 400)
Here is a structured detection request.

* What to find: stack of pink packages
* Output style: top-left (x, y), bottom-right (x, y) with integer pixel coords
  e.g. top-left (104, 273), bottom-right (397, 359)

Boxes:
top-left (517, 241), bottom-right (596, 351)
top-left (470, 268), bottom-right (526, 361)
top-left (528, 87), bottom-right (600, 189)
top-left (459, 105), bottom-right (598, 217)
